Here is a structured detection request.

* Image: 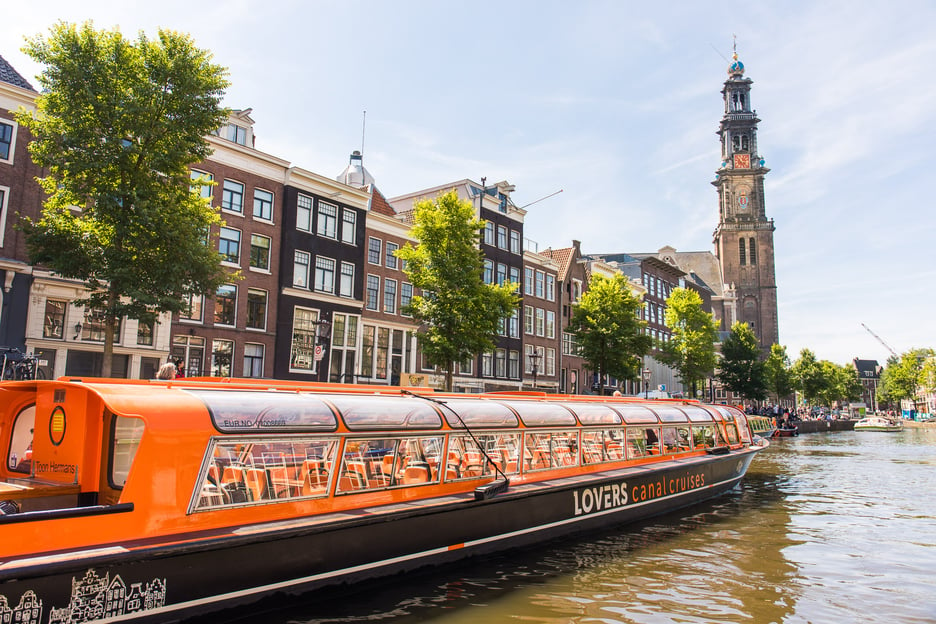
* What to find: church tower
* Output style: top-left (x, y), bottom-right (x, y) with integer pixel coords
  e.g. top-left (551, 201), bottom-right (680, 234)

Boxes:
top-left (712, 46), bottom-right (779, 349)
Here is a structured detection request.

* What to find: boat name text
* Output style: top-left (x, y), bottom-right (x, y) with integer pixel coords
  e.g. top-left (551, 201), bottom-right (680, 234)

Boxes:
top-left (573, 470), bottom-right (707, 516)
top-left (35, 460), bottom-right (76, 474)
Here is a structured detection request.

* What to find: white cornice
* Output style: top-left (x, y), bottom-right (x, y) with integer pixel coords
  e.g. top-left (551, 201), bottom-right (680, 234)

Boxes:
top-left (280, 287), bottom-right (364, 309)
top-left (285, 167), bottom-right (370, 209)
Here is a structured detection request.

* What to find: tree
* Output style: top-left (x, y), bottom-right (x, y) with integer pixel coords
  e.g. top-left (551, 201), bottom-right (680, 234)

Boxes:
top-left (568, 274), bottom-right (652, 395)
top-left (764, 343), bottom-right (795, 405)
top-left (792, 348), bottom-right (827, 408)
top-left (717, 321), bottom-right (767, 402)
top-left (17, 22), bottom-right (231, 377)
top-left (879, 348), bottom-right (934, 410)
top-left (396, 189), bottom-right (518, 391)
top-left (658, 288), bottom-right (718, 396)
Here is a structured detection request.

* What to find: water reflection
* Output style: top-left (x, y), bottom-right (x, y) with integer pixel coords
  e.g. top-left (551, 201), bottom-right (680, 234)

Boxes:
top-left (213, 429), bottom-right (936, 624)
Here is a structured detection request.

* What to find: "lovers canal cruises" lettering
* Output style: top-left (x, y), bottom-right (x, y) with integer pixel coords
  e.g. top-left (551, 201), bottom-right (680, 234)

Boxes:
top-left (573, 470), bottom-right (707, 516)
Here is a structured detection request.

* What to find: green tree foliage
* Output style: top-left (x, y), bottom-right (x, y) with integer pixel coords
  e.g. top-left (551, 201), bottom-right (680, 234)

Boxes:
top-left (815, 361), bottom-right (863, 407)
top-left (764, 343), bottom-right (795, 404)
top-left (879, 348), bottom-right (935, 408)
top-left (716, 321), bottom-right (767, 402)
top-left (16, 22), bottom-right (231, 377)
top-left (658, 287), bottom-right (718, 396)
top-left (792, 348), bottom-right (826, 406)
top-left (567, 274), bottom-right (652, 395)
top-left (396, 189), bottom-right (518, 391)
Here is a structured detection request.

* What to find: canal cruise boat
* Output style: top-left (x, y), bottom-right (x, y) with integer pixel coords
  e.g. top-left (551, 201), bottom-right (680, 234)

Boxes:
top-left (0, 377), bottom-right (766, 622)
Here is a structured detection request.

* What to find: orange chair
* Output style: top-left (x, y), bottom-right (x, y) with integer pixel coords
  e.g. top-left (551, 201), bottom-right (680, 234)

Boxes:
top-left (245, 468), bottom-right (270, 501)
top-left (402, 463), bottom-right (431, 485)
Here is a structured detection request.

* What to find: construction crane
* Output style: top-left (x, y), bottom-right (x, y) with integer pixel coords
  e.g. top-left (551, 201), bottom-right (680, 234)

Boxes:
top-left (861, 323), bottom-right (898, 358)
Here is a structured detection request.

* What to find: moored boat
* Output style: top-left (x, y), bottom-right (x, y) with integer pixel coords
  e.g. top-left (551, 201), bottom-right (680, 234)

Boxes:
top-left (854, 416), bottom-right (902, 432)
top-left (748, 415), bottom-right (777, 440)
top-left (0, 377), bottom-right (765, 622)
top-left (773, 425), bottom-right (799, 437)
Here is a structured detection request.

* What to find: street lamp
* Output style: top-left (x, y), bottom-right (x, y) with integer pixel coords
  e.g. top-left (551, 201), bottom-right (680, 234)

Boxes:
top-left (529, 349), bottom-right (542, 389)
top-left (642, 367), bottom-right (651, 399)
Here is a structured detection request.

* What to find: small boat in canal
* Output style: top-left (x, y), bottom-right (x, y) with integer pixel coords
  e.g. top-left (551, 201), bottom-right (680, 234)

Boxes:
top-left (747, 415), bottom-right (777, 440)
top-left (0, 377), bottom-right (765, 622)
top-left (854, 416), bottom-right (902, 432)
top-left (773, 425), bottom-right (799, 437)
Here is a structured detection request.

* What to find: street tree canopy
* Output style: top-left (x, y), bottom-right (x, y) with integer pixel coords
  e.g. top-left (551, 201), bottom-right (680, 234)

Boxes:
top-left (658, 287), bottom-right (718, 396)
top-left (879, 348), bottom-right (935, 409)
top-left (17, 22), bottom-right (231, 377)
top-left (717, 321), bottom-right (767, 401)
top-left (567, 274), bottom-right (651, 395)
top-left (396, 189), bottom-right (518, 391)
top-left (764, 343), bottom-right (795, 404)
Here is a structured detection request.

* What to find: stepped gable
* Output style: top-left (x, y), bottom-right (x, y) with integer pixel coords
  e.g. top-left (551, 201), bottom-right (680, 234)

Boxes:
top-left (368, 185), bottom-right (396, 217)
top-left (0, 54), bottom-right (35, 91)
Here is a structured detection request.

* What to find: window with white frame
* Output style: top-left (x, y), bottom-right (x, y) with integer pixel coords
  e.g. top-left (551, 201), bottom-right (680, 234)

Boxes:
top-left (368, 237), bottom-right (382, 264)
top-left (181, 294), bottom-right (203, 322)
top-left (385, 241), bottom-right (399, 269)
top-left (509, 308), bottom-right (519, 338)
top-left (249, 234), bottom-right (271, 271)
top-left (483, 221), bottom-right (494, 246)
top-left (383, 279), bottom-right (397, 314)
top-left (535, 308), bottom-right (545, 336)
top-left (219, 227), bottom-right (241, 265)
top-left (546, 310), bottom-right (556, 339)
top-left (546, 347), bottom-right (556, 376)
top-left (524, 267), bottom-right (534, 295)
top-left (535, 270), bottom-right (545, 298)
top-left (246, 289), bottom-right (267, 330)
top-left (243, 343), bottom-right (264, 378)
top-left (297, 194), bottom-right (313, 232)
top-left (341, 209), bottom-right (356, 244)
top-left (482, 352), bottom-right (493, 377)
top-left (546, 274), bottom-right (556, 302)
top-left (223, 123), bottom-right (247, 145)
top-left (509, 266), bottom-right (520, 291)
top-left (137, 320), bottom-right (154, 346)
top-left (314, 256), bottom-right (336, 293)
top-left (190, 170), bottom-right (213, 200)
top-left (401, 282), bottom-right (413, 315)
top-left (524, 305), bottom-right (534, 335)
top-left (293, 250), bottom-right (310, 288)
top-left (317, 202), bottom-right (337, 238)
top-left (496, 263), bottom-right (507, 286)
top-left (483, 260), bottom-right (493, 284)
top-left (510, 230), bottom-right (521, 255)
top-left (82, 309), bottom-right (119, 343)
top-left (339, 262), bottom-right (354, 298)
top-left (0, 187), bottom-right (8, 248)
top-left (43, 299), bottom-right (67, 339)
top-left (495, 349), bottom-right (507, 377)
top-left (508, 350), bottom-right (520, 379)
top-left (366, 275), bottom-right (379, 310)
top-left (290, 307), bottom-right (319, 372)
top-left (0, 121), bottom-right (16, 163)
top-left (253, 189), bottom-right (273, 221)
top-left (211, 339), bottom-right (234, 377)
top-left (497, 225), bottom-right (508, 250)
top-left (214, 285), bottom-right (237, 326)
top-left (221, 180), bottom-right (244, 214)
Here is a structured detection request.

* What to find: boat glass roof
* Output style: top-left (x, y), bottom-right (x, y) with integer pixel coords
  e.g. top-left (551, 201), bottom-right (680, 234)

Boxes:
top-left (560, 402), bottom-right (622, 426)
top-left (437, 398), bottom-right (520, 428)
top-left (648, 406), bottom-right (690, 423)
top-left (499, 401), bottom-right (577, 427)
top-left (188, 390), bottom-right (338, 432)
top-left (607, 403), bottom-right (659, 424)
top-left (327, 395), bottom-right (443, 430)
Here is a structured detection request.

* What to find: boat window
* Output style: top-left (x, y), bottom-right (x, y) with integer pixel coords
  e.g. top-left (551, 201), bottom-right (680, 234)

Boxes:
top-left (693, 425), bottom-right (720, 448)
top-left (661, 426), bottom-right (693, 454)
top-left (581, 429), bottom-right (626, 464)
top-left (336, 436), bottom-right (444, 493)
top-left (649, 406), bottom-right (689, 423)
top-left (563, 403), bottom-right (622, 426)
top-left (682, 405), bottom-right (718, 423)
top-left (330, 396), bottom-right (442, 430)
top-left (503, 401), bottom-right (577, 427)
top-left (627, 426), bottom-right (661, 457)
top-left (187, 390), bottom-right (338, 433)
top-left (734, 412), bottom-right (752, 443)
top-left (111, 415), bottom-right (145, 488)
top-left (609, 404), bottom-right (659, 424)
top-left (724, 423), bottom-right (740, 445)
top-left (446, 433), bottom-right (521, 481)
top-left (7, 404), bottom-right (34, 475)
top-left (192, 437), bottom-right (340, 511)
top-left (523, 430), bottom-right (580, 471)
top-left (711, 406), bottom-right (735, 422)
top-left (439, 399), bottom-right (520, 429)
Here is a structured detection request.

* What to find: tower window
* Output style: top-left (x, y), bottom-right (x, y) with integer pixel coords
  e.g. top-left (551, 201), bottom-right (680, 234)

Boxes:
top-left (749, 238), bottom-right (757, 265)
top-left (739, 238), bottom-right (746, 266)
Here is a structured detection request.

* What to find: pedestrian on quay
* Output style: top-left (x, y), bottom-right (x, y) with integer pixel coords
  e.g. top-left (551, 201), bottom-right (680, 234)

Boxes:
top-left (156, 362), bottom-right (176, 380)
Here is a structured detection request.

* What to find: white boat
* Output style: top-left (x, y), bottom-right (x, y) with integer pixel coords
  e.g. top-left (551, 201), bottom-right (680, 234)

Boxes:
top-left (854, 416), bottom-right (902, 432)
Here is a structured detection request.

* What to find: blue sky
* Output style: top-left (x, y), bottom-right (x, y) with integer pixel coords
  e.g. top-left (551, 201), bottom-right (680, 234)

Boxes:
top-left (3, 1), bottom-right (934, 367)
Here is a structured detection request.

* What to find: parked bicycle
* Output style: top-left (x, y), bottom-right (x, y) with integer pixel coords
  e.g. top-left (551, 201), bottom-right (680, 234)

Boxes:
top-left (0, 347), bottom-right (46, 381)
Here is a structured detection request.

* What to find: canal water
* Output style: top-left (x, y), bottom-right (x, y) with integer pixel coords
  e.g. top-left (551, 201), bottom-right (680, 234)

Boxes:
top-left (231, 428), bottom-right (936, 623)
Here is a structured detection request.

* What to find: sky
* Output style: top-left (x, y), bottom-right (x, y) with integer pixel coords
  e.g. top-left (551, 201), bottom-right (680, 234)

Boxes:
top-left (2, 1), bottom-right (934, 367)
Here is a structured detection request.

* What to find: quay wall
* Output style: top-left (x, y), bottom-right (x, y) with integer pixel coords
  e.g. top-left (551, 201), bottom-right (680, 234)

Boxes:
top-left (795, 420), bottom-right (855, 433)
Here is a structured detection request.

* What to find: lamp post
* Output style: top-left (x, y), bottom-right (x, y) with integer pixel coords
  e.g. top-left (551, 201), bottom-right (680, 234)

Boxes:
top-left (642, 367), bottom-right (651, 399)
top-left (313, 315), bottom-right (332, 383)
top-left (529, 349), bottom-right (542, 389)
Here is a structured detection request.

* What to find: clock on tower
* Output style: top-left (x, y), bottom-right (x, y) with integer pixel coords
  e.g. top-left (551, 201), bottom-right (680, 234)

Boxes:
top-left (733, 153), bottom-right (751, 169)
